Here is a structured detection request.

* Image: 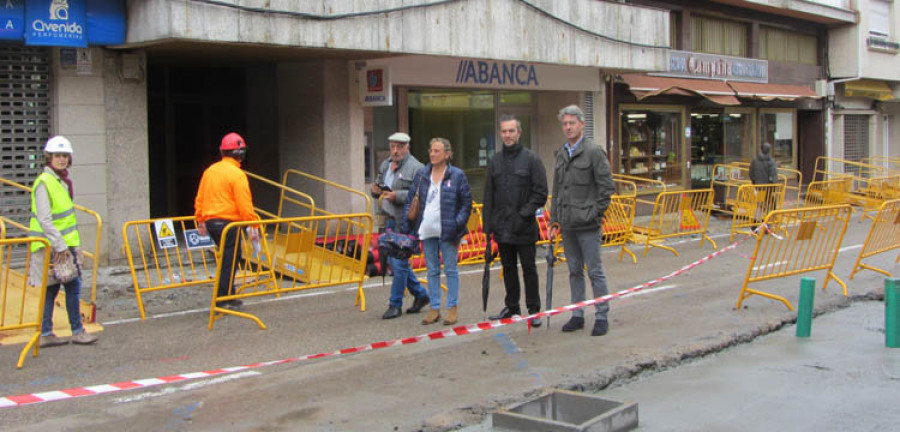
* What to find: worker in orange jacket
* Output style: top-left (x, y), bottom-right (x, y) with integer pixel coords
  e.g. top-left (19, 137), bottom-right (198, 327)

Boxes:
top-left (195, 132), bottom-right (260, 310)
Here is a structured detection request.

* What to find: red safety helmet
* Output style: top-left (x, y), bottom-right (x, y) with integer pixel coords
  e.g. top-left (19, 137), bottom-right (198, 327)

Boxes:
top-left (220, 132), bottom-right (246, 151)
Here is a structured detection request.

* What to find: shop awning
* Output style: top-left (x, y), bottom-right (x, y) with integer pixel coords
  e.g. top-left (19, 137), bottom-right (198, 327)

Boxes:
top-left (727, 82), bottom-right (819, 101)
top-left (844, 79), bottom-right (894, 101)
top-left (621, 75), bottom-right (740, 106)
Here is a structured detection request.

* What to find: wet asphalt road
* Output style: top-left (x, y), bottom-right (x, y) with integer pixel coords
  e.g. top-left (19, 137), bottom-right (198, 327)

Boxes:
top-left (1, 212), bottom-right (897, 431)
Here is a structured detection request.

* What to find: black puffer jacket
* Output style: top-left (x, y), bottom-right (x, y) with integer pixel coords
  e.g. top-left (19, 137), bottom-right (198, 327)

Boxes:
top-left (482, 143), bottom-right (548, 244)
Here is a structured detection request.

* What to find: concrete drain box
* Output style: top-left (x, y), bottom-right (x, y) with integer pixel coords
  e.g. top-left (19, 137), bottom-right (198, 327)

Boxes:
top-left (492, 390), bottom-right (638, 432)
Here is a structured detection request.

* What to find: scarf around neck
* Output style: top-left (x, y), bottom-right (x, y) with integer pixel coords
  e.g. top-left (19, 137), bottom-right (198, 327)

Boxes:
top-left (52, 167), bottom-right (74, 199)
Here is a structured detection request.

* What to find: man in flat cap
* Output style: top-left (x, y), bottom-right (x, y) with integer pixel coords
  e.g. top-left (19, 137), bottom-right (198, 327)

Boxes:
top-left (372, 132), bottom-right (429, 320)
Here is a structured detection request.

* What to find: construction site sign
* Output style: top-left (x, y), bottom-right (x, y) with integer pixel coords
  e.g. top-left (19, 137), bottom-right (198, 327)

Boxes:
top-left (154, 219), bottom-right (177, 249)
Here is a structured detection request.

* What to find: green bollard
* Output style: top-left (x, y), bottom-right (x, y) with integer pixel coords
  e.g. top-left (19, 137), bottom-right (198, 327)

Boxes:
top-left (796, 277), bottom-right (815, 338)
top-left (886, 278), bottom-right (900, 348)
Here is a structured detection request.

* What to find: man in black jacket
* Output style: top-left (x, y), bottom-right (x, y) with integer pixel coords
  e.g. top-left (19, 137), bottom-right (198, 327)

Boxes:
top-left (484, 115), bottom-right (549, 326)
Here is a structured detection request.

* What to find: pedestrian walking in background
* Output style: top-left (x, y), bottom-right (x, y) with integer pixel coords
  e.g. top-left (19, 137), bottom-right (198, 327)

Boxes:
top-left (549, 105), bottom-right (615, 336)
top-left (484, 115), bottom-right (548, 326)
top-left (404, 138), bottom-right (473, 326)
top-left (749, 142), bottom-right (779, 222)
top-left (194, 132), bottom-right (260, 311)
top-left (372, 132), bottom-right (429, 320)
top-left (29, 136), bottom-right (99, 348)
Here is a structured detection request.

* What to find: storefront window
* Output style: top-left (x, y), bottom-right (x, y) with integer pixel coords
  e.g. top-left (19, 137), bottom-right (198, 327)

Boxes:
top-left (690, 109), bottom-right (755, 187)
top-left (759, 109), bottom-right (796, 168)
top-left (619, 107), bottom-right (685, 192)
top-left (408, 89), bottom-right (496, 200)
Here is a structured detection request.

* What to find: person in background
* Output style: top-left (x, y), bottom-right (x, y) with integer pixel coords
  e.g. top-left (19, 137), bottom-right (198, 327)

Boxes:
top-left (484, 115), bottom-right (548, 326)
top-left (549, 105), bottom-right (615, 337)
top-left (749, 142), bottom-right (779, 224)
top-left (195, 132), bottom-right (260, 311)
top-left (404, 138), bottom-right (472, 326)
top-left (372, 132), bottom-right (429, 320)
top-left (29, 135), bottom-right (99, 348)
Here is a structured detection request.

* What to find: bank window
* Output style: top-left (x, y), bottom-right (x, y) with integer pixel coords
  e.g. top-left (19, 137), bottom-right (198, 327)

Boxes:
top-left (759, 109), bottom-right (796, 169)
top-left (759, 26), bottom-right (818, 65)
top-left (619, 107), bottom-right (685, 192)
top-left (691, 15), bottom-right (747, 57)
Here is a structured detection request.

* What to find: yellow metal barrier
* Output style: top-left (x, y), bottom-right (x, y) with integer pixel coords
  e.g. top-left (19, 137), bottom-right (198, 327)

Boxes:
top-left (804, 178), bottom-right (851, 207)
top-left (862, 156), bottom-right (900, 173)
top-left (612, 174), bottom-right (665, 215)
top-left (631, 189), bottom-right (717, 257)
top-left (850, 199), bottom-right (900, 279)
top-left (210, 213), bottom-right (372, 329)
top-left (122, 216), bottom-right (225, 319)
top-left (736, 204), bottom-right (852, 310)
top-left (730, 162), bottom-right (802, 208)
top-left (282, 169), bottom-right (373, 217)
top-left (730, 183), bottom-right (786, 242)
top-left (0, 236), bottom-right (50, 368)
top-left (0, 176), bottom-right (102, 315)
top-left (245, 170), bottom-right (317, 220)
top-left (813, 156), bottom-right (892, 219)
top-left (458, 203), bottom-right (491, 266)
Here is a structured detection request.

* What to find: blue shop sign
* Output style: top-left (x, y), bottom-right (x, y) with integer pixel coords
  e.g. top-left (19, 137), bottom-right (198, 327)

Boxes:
top-left (0, 0), bottom-right (124, 46)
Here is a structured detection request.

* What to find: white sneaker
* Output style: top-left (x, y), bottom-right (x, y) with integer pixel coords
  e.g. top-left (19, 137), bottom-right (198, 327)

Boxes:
top-left (71, 331), bottom-right (98, 345)
top-left (40, 334), bottom-right (68, 348)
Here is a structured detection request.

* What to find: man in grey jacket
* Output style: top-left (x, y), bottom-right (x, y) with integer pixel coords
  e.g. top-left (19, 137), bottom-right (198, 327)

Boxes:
top-left (372, 132), bottom-right (429, 319)
top-left (549, 105), bottom-right (615, 337)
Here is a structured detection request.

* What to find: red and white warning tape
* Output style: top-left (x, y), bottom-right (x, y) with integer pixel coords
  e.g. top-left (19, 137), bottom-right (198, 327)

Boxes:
top-left (1, 232), bottom-right (756, 409)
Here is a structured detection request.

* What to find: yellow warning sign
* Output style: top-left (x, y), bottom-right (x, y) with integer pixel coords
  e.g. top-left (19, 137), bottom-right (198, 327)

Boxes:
top-left (680, 194), bottom-right (700, 230)
top-left (153, 219), bottom-right (177, 249)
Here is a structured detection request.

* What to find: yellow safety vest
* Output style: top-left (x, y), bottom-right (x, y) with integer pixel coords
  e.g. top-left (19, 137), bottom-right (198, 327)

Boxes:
top-left (29, 172), bottom-right (80, 252)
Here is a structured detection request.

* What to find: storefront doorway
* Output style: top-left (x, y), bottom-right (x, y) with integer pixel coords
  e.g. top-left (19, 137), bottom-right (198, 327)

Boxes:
top-left (689, 108), bottom-right (755, 187)
top-left (405, 89), bottom-right (536, 201)
top-left (618, 105), bottom-right (686, 192)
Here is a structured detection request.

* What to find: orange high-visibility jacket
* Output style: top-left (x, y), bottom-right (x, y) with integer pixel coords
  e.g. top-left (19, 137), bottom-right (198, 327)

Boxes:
top-left (194, 157), bottom-right (259, 224)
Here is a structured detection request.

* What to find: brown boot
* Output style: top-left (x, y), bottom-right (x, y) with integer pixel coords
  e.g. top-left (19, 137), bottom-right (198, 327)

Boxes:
top-left (421, 309), bottom-right (441, 325)
top-left (443, 306), bottom-right (458, 325)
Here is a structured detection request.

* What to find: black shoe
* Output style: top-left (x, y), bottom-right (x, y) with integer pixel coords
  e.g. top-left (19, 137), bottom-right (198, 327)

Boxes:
top-left (382, 306), bottom-right (402, 319)
top-left (561, 316), bottom-right (585, 332)
top-left (592, 319), bottom-right (609, 337)
top-left (489, 307), bottom-right (521, 320)
top-left (406, 296), bottom-right (429, 314)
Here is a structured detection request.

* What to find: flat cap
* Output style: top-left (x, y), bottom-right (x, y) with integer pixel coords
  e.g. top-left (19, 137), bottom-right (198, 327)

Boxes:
top-left (387, 132), bottom-right (411, 143)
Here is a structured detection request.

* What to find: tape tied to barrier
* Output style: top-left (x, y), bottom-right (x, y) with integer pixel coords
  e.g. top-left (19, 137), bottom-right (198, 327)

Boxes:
top-left (1, 232), bottom-right (756, 409)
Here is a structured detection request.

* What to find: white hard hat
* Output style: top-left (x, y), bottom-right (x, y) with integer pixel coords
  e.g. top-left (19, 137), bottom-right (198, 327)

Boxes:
top-left (44, 136), bottom-right (73, 154)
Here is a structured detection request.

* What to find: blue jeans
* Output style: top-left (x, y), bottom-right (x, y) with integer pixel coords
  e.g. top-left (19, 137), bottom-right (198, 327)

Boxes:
top-left (561, 228), bottom-right (609, 321)
top-left (42, 277), bottom-right (84, 336)
top-left (422, 237), bottom-right (459, 309)
top-left (388, 255), bottom-right (427, 308)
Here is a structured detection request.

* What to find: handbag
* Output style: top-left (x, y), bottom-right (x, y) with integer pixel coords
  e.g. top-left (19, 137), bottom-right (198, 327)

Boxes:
top-left (52, 249), bottom-right (79, 283)
top-left (377, 229), bottom-right (421, 260)
top-left (407, 193), bottom-right (421, 221)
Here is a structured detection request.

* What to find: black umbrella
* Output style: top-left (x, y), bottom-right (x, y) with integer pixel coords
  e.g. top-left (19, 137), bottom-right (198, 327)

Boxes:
top-left (545, 232), bottom-right (559, 328)
top-left (482, 234), bottom-right (493, 312)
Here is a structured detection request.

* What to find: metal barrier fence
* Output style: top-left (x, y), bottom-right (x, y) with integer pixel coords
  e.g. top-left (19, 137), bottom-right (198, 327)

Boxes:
top-left (813, 156), bottom-right (894, 219)
top-left (0, 236), bottom-right (50, 368)
top-left (211, 213), bottom-right (372, 329)
top-left (730, 162), bottom-right (802, 208)
top-left (850, 199), bottom-right (900, 279)
top-left (244, 171), bottom-right (317, 220)
top-left (612, 173), bottom-right (665, 215)
top-left (282, 169), bottom-right (373, 217)
top-left (122, 216), bottom-right (226, 320)
top-left (804, 178), bottom-right (851, 207)
top-left (631, 189), bottom-right (717, 257)
top-left (736, 204), bottom-right (852, 310)
top-left (730, 183), bottom-right (786, 242)
top-left (0, 176), bottom-right (102, 312)
top-left (862, 156), bottom-right (900, 173)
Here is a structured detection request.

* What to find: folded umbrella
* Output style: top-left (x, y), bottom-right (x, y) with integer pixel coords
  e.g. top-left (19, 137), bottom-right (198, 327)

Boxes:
top-left (482, 234), bottom-right (493, 312)
top-left (545, 229), bottom-right (559, 328)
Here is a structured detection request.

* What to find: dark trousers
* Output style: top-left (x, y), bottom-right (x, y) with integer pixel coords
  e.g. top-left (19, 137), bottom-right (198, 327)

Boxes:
top-left (498, 242), bottom-right (540, 314)
top-left (206, 219), bottom-right (241, 298)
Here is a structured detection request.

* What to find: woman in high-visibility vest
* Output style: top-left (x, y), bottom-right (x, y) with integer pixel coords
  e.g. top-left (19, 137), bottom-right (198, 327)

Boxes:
top-left (28, 136), bottom-right (98, 348)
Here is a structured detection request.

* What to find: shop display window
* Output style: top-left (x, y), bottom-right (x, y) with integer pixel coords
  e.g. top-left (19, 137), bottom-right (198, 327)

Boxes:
top-left (620, 109), bottom-right (684, 191)
top-left (759, 110), bottom-right (796, 169)
top-left (690, 110), bottom-right (754, 187)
